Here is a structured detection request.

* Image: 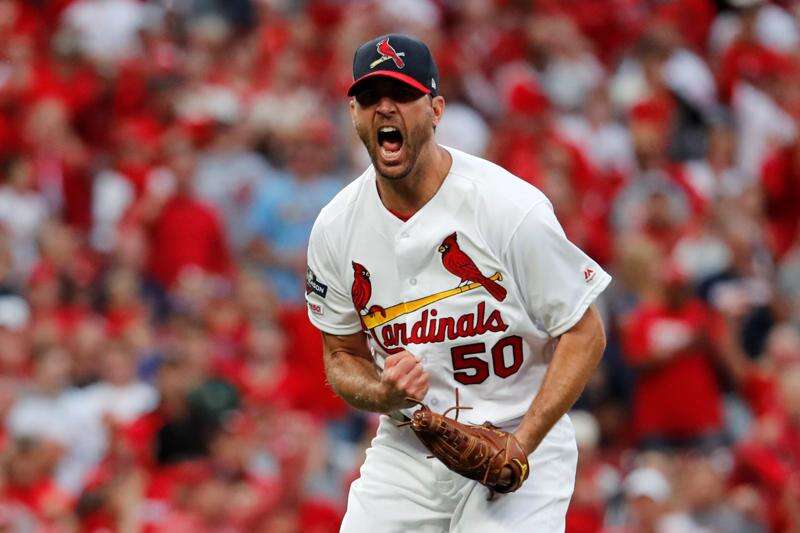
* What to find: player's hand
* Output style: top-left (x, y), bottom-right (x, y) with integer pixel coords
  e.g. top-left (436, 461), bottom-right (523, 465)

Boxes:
top-left (380, 350), bottom-right (429, 412)
top-left (497, 465), bottom-right (515, 492)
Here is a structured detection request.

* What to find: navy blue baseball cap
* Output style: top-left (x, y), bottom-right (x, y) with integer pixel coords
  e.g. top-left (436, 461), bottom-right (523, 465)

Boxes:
top-left (347, 34), bottom-right (440, 97)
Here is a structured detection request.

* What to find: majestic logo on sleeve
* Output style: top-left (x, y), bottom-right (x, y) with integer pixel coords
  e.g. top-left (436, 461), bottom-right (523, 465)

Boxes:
top-left (351, 232), bottom-right (508, 354)
top-left (583, 266), bottom-right (596, 283)
top-left (306, 267), bottom-right (328, 298)
top-left (370, 38), bottom-right (406, 69)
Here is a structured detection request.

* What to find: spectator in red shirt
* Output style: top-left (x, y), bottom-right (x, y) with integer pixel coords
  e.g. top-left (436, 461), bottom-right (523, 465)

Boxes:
top-left (21, 98), bottom-right (93, 231)
top-left (102, 266), bottom-right (148, 339)
top-left (1, 436), bottom-right (75, 530)
top-left (25, 221), bottom-right (98, 345)
top-left (760, 139), bottom-right (800, 259)
top-left (612, 102), bottom-right (705, 258)
top-left (491, 79), bottom-right (597, 197)
top-left (733, 362), bottom-right (800, 532)
top-left (715, 2), bottom-right (784, 104)
top-left (622, 263), bottom-right (728, 448)
top-left (143, 135), bottom-right (232, 289)
top-left (214, 323), bottom-right (297, 408)
top-left (738, 323), bottom-right (800, 418)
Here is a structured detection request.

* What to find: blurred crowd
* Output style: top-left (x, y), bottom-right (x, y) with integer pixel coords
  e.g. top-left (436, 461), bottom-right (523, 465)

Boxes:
top-left (0, 0), bottom-right (799, 531)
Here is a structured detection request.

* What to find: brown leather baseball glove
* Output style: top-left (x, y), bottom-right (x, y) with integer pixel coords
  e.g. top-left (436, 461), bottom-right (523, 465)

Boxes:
top-left (400, 391), bottom-right (530, 497)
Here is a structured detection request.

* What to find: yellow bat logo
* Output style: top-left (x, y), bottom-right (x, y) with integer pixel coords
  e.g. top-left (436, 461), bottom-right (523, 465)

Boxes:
top-left (361, 272), bottom-right (503, 330)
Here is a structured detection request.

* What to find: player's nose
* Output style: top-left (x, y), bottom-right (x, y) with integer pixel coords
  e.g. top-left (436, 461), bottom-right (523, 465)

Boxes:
top-left (375, 96), bottom-right (398, 116)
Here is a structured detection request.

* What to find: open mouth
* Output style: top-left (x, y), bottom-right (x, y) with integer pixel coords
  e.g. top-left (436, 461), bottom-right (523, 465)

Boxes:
top-left (376, 126), bottom-right (404, 163)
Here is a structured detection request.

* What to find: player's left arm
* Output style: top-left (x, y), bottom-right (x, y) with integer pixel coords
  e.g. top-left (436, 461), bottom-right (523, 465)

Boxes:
top-left (501, 199), bottom-right (612, 456)
top-left (513, 304), bottom-right (606, 454)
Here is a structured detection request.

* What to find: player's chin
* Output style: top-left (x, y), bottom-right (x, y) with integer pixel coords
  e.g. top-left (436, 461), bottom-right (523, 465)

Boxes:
top-left (374, 149), bottom-right (413, 180)
top-left (375, 160), bottom-right (412, 180)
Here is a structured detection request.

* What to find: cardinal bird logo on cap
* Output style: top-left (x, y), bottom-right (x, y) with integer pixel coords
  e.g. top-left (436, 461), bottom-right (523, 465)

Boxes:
top-left (371, 38), bottom-right (406, 69)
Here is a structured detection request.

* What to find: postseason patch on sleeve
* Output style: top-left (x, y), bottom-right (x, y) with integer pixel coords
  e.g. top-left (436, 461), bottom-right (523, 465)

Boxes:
top-left (305, 267), bottom-right (328, 298)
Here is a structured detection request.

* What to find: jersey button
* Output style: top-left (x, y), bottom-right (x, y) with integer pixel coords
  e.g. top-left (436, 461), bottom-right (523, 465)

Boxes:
top-left (430, 398), bottom-right (439, 407)
top-left (409, 278), bottom-right (417, 286)
top-left (400, 231), bottom-right (409, 239)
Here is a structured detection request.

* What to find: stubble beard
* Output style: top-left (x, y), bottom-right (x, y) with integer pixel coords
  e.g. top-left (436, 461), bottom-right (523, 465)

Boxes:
top-left (357, 120), bottom-right (433, 181)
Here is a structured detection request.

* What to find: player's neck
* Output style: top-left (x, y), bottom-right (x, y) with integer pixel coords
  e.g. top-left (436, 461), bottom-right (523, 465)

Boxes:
top-left (376, 143), bottom-right (452, 217)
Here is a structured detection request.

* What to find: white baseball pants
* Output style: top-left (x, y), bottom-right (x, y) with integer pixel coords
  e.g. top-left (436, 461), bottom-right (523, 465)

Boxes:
top-left (340, 414), bottom-right (578, 532)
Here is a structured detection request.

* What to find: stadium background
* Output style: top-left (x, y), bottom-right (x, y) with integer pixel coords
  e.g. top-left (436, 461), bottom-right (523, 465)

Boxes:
top-left (0, 0), bottom-right (798, 531)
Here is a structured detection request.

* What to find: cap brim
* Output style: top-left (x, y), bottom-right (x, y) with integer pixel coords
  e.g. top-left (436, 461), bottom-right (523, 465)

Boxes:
top-left (347, 70), bottom-right (430, 96)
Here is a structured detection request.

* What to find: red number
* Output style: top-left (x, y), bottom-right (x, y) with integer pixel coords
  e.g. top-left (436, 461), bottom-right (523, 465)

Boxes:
top-left (492, 335), bottom-right (523, 378)
top-left (451, 343), bottom-right (490, 385)
top-left (450, 336), bottom-right (524, 384)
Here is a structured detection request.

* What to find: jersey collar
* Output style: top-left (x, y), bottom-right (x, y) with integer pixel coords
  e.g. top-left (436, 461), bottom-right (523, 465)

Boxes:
top-left (368, 145), bottom-right (460, 228)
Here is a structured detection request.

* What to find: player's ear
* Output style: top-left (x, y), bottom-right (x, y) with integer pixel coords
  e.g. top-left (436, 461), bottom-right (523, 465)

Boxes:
top-left (349, 97), bottom-right (357, 126)
top-left (431, 95), bottom-right (445, 127)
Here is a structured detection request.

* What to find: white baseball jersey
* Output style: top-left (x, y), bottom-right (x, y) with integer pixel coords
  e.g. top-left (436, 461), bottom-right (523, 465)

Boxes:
top-left (305, 146), bottom-right (611, 425)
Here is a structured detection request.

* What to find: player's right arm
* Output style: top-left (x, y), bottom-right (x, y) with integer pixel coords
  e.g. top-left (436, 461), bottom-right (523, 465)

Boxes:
top-left (322, 332), bottom-right (428, 413)
top-left (307, 207), bottom-right (428, 413)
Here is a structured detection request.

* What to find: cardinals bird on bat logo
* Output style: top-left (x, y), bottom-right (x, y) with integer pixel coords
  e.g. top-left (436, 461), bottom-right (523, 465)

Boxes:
top-left (438, 232), bottom-right (507, 302)
top-left (371, 38), bottom-right (406, 69)
top-left (350, 234), bottom-right (508, 336)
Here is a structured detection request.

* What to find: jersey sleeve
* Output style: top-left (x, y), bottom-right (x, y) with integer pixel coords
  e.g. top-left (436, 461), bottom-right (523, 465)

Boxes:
top-left (305, 219), bottom-right (362, 335)
top-left (503, 200), bottom-right (611, 337)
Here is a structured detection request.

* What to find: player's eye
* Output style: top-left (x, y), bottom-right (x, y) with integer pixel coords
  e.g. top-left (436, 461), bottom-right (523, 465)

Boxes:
top-left (394, 87), bottom-right (422, 103)
top-left (355, 90), bottom-right (380, 107)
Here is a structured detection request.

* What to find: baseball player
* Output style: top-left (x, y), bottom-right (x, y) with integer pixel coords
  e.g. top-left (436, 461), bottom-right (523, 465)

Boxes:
top-left (305, 34), bottom-right (610, 532)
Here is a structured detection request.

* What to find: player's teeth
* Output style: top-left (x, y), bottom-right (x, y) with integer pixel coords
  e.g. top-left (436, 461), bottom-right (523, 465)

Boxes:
top-left (380, 127), bottom-right (398, 133)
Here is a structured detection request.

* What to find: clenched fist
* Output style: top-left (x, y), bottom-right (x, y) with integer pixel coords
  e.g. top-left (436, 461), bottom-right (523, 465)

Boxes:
top-left (381, 350), bottom-right (429, 412)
